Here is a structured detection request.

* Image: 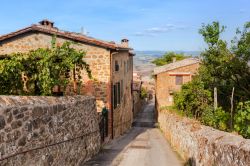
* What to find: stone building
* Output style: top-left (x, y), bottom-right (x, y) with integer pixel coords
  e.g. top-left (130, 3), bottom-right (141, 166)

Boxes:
top-left (132, 72), bottom-right (143, 117)
top-left (154, 58), bottom-right (200, 110)
top-left (0, 20), bottom-right (134, 139)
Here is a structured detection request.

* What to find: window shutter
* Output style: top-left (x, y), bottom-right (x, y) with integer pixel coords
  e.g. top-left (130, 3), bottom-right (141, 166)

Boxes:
top-left (117, 82), bottom-right (121, 105)
top-left (113, 84), bottom-right (117, 109)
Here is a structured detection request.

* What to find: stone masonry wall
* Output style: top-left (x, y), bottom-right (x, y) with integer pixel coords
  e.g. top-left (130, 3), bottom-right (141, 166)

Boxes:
top-left (112, 52), bottom-right (133, 138)
top-left (133, 91), bottom-right (144, 118)
top-left (158, 110), bottom-right (250, 166)
top-left (0, 33), bottom-right (111, 113)
top-left (0, 95), bottom-right (100, 165)
top-left (155, 63), bottom-right (199, 108)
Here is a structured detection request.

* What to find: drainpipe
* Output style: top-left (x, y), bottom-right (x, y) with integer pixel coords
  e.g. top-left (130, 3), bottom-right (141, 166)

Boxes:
top-left (110, 51), bottom-right (118, 139)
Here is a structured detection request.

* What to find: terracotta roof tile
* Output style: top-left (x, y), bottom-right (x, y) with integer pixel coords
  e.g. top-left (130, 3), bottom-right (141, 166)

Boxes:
top-left (153, 58), bottom-right (200, 75)
top-left (0, 22), bottom-right (131, 50)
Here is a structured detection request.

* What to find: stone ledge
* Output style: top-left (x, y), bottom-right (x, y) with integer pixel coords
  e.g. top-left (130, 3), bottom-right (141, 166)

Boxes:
top-left (0, 95), bottom-right (95, 108)
top-left (158, 110), bottom-right (250, 166)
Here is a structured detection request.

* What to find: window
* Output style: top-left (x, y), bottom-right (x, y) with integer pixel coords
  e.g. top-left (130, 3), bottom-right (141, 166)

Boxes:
top-left (113, 82), bottom-right (122, 109)
top-left (115, 60), bottom-right (119, 71)
top-left (124, 61), bottom-right (126, 75)
top-left (121, 80), bottom-right (123, 98)
top-left (127, 60), bottom-right (129, 72)
top-left (117, 82), bottom-right (121, 104)
top-left (129, 59), bottom-right (132, 70)
top-left (113, 84), bottom-right (117, 109)
top-left (175, 76), bottom-right (183, 85)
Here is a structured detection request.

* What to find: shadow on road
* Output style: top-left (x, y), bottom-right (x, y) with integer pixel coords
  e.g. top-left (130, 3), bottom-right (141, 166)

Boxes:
top-left (83, 127), bottom-right (149, 166)
top-left (84, 101), bottom-right (156, 166)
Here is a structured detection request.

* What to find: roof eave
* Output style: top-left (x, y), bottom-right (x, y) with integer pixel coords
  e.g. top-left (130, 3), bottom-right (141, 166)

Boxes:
top-left (0, 25), bottom-right (130, 51)
top-left (153, 61), bottom-right (200, 75)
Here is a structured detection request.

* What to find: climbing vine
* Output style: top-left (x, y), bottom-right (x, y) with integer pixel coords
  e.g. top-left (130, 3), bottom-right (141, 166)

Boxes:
top-left (0, 38), bottom-right (91, 96)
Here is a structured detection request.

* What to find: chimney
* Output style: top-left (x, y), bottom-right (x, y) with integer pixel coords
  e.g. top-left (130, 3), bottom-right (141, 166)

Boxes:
top-left (172, 57), bottom-right (176, 63)
top-left (121, 38), bottom-right (129, 47)
top-left (39, 19), bottom-right (54, 28)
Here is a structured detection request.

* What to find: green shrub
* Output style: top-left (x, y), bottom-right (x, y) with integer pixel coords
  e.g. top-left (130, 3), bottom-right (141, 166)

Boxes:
top-left (174, 78), bottom-right (212, 118)
top-left (0, 55), bottom-right (24, 95)
top-left (201, 106), bottom-right (230, 131)
top-left (140, 87), bottom-right (148, 99)
top-left (234, 101), bottom-right (250, 138)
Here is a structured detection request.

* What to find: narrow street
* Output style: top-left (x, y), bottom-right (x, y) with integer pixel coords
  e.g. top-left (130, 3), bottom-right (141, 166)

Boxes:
top-left (84, 101), bottom-right (183, 166)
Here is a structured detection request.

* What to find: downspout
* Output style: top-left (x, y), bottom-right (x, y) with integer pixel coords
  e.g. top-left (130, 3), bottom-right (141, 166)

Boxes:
top-left (110, 51), bottom-right (118, 139)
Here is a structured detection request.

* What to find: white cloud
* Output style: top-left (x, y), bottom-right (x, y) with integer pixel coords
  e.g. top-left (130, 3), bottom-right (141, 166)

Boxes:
top-left (133, 24), bottom-right (188, 37)
top-left (132, 32), bottom-right (156, 37)
top-left (239, 9), bottom-right (246, 14)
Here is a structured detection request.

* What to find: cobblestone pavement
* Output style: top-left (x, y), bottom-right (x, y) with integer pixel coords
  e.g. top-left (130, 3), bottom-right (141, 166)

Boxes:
top-left (84, 101), bottom-right (183, 166)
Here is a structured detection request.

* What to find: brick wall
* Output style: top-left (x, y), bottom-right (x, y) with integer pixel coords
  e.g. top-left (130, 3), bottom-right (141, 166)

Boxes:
top-left (0, 95), bottom-right (100, 165)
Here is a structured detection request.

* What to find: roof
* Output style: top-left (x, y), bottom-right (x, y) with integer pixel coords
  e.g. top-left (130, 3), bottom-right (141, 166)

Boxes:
top-left (153, 58), bottom-right (200, 75)
top-left (0, 20), bottom-right (131, 51)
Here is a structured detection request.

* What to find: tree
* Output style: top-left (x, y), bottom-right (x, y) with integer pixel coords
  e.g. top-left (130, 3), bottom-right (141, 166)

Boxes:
top-left (199, 21), bottom-right (250, 107)
top-left (230, 22), bottom-right (250, 99)
top-left (152, 52), bottom-right (190, 66)
top-left (172, 21), bottom-right (250, 137)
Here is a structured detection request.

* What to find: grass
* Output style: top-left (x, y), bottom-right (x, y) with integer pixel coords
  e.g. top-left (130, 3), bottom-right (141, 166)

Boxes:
top-left (160, 105), bottom-right (186, 117)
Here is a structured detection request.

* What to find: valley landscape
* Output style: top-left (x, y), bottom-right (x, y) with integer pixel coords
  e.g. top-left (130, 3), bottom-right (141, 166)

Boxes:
top-left (133, 51), bottom-right (201, 82)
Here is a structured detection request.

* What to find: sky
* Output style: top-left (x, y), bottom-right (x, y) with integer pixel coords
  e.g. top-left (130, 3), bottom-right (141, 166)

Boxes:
top-left (0, 0), bottom-right (249, 51)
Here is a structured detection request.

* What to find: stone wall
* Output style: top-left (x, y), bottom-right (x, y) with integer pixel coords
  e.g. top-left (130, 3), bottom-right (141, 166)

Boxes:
top-left (133, 91), bottom-right (144, 118)
top-left (0, 30), bottom-right (134, 141)
top-left (111, 52), bottom-right (133, 138)
top-left (158, 110), bottom-right (250, 166)
top-left (0, 33), bottom-right (111, 113)
top-left (155, 63), bottom-right (199, 108)
top-left (0, 95), bottom-right (100, 165)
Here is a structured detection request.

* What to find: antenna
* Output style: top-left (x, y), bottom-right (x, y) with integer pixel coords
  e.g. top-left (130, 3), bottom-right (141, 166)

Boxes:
top-left (80, 27), bottom-right (89, 35)
top-left (81, 27), bottom-right (84, 35)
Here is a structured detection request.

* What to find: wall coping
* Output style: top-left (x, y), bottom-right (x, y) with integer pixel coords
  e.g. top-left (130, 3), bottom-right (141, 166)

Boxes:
top-left (160, 109), bottom-right (250, 142)
top-left (0, 95), bottom-right (95, 108)
top-left (159, 110), bottom-right (250, 165)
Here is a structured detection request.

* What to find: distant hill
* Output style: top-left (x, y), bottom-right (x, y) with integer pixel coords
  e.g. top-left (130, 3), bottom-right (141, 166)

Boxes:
top-left (134, 50), bottom-right (201, 66)
top-left (135, 50), bottom-right (201, 58)
top-left (133, 50), bottom-right (201, 82)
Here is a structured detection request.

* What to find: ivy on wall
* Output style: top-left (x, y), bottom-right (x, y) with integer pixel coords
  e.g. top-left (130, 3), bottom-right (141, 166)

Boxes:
top-left (0, 37), bottom-right (91, 96)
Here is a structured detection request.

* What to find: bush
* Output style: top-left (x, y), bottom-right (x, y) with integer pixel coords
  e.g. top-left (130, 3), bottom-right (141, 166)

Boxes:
top-left (140, 87), bottom-right (148, 99)
top-left (174, 78), bottom-right (212, 118)
top-left (234, 101), bottom-right (250, 138)
top-left (0, 55), bottom-right (24, 95)
top-left (201, 106), bottom-right (230, 131)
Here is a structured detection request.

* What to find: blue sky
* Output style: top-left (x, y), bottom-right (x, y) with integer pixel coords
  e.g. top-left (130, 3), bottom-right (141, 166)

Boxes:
top-left (0, 0), bottom-right (249, 51)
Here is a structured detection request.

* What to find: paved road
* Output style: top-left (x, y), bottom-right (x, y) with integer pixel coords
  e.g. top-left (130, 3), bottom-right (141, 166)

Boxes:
top-left (84, 101), bottom-right (183, 166)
